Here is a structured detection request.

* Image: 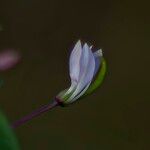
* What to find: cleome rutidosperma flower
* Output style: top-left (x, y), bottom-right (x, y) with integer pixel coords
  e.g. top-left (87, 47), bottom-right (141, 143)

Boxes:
top-left (55, 40), bottom-right (105, 106)
top-left (11, 40), bottom-right (107, 128)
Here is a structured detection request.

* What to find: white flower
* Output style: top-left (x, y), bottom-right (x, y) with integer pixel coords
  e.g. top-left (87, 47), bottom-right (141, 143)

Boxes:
top-left (56, 40), bottom-right (103, 106)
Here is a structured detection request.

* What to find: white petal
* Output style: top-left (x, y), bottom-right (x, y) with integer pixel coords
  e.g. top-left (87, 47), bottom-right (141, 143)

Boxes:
top-left (69, 40), bottom-right (82, 84)
top-left (67, 43), bottom-right (95, 101)
top-left (60, 82), bottom-right (77, 98)
top-left (69, 81), bottom-right (91, 103)
top-left (94, 49), bottom-right (103, 57)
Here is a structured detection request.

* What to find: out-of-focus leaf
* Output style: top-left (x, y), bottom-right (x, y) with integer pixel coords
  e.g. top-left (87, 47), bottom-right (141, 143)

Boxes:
top-left (0, 111), bottom-right (20, 150)
top-left (0, 79), bottom-right (4, 88)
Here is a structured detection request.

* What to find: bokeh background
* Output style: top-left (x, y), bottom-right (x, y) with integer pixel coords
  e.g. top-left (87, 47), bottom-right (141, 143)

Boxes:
top-left (0, 0), bottom-right (149, 149)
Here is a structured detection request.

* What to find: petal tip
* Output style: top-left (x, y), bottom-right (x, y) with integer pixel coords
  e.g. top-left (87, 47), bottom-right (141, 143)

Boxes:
top-left (83, 43), bottom-right (89, 49)
top-left (95, 49), bottom-right (103, 57)
top-left (90, 45), bottom-right (93, 49)
top-left (77, 39), bottom-right (81, 45)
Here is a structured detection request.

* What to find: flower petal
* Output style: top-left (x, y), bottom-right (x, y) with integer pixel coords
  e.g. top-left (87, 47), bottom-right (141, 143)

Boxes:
top-left (93, 49), bottom-right (103, 75)
top-left (69, 81), bottom-right (91, 103)
top-left (69, 40), bottom-right (82, 84)
top-left (60, 83), bottom-right (76, 100)
top-left (62, 40), bottom-right (82, 98)
top-left (67, 43), bottom-right (95, 102)
top-left (69, 49), bottom-right (103, 103)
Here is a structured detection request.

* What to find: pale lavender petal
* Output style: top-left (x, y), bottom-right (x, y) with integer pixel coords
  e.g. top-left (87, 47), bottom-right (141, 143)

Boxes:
top-left (70, 81), bottom-right (91, 103)
top-left (78, 43), bottom-right (95, 87)
top-left (71, 49), bottom-right (103, 102)
top-left (90, 45), bottom-right (93, 49)
top-left (60, 82), bottom-right (77, 98)
top-left (0, 49), bottom-right (21, 71)
top-left (68, 43), bottom-right (95, 101)
top-left (78, 43), bottom-right (90, 80)
top-left (93, 49), bottom-right (103, 75)
top-left (69, 40), bottom-right (82, 83)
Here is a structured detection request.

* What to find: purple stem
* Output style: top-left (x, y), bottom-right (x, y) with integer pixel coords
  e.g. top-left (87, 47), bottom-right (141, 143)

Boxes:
top-left (11, 100), bottom-right (59, 129)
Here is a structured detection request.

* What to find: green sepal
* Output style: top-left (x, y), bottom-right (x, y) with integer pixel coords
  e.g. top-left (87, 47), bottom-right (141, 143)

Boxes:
top-left (0, 111), bottom-right (20, 150)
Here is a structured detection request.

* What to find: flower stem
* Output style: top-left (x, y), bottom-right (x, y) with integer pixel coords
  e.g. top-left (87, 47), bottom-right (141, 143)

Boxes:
top-left (11, 100), bottom-right (59, 129)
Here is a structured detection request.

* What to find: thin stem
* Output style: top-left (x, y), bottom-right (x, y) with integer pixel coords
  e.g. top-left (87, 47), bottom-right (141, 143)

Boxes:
top-left (11, 100), bottom-right (59, 129)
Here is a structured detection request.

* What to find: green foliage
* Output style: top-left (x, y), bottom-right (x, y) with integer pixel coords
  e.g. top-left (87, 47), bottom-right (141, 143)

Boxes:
top-left (0, 79), bottom-right (4, 88)
top-left (0, 111), bottom-right (20, 150)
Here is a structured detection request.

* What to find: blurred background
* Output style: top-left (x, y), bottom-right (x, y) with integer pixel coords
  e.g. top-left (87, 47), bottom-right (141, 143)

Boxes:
top-left (0, 0), bottom-right (149, 149)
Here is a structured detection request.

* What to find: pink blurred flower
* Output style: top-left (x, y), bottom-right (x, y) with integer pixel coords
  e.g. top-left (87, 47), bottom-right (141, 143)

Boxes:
top-left (0, 49), bottom-right (21, 71)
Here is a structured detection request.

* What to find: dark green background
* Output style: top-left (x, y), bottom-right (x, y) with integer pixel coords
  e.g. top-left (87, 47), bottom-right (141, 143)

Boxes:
top-left (0, 0), bottom-right (149, 149)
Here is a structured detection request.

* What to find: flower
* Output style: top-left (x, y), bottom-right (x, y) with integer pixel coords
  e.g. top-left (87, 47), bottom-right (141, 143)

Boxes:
top-left (55, 40), bottom-right (106, 106)
top-left (0, 49), bottom-right (21, 71)
top-left (11, 40), bottom-right (106, 128)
